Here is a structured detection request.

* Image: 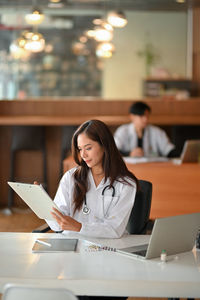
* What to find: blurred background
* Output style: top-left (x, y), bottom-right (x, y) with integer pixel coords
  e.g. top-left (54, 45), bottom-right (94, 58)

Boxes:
top-left (0, 0), bottom-right (200, 231)
top-left (0, 0), bottom-right (199, 100)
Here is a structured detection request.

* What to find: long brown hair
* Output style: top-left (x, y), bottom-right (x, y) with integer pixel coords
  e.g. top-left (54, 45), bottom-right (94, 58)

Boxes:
top-left (71, 119), bottom-right (138, 213)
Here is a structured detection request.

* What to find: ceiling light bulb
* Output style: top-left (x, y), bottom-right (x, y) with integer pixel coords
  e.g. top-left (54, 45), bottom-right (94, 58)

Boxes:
top-left (97, 42), bottom-right (115, 52)
top-left (86, 30), bottom-right (96, 38)
top-left (25, 39), bottom-right (45, 52)
top-left (93, 18), bottom-right (102, 25)
top-left (10, 42), bottom-right (31, 60)
top-left (24, 32), bottom-right (45, 52)
top-left (96, 48), bottom-right (113, 58)
top-left (107, 11), bottom-right (128, 28)
top-left (25, 8), bottom-right (44, 25)
top-left (32, 32), bottom-right (42, 41)
top-left (102, 21), bottom-right (113, 31)
top-left (22, 30), bottom-right (34, 39)
top-left (17, 37), bottom-right (27, 48)
top-left (94, 28), bottom-right (113, 42)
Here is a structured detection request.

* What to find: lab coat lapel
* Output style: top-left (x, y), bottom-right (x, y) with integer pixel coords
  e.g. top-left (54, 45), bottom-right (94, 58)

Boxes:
top-left (129, 123), bottom-right (138, 150)
top-left (143, 126), bottom-right (151, 156)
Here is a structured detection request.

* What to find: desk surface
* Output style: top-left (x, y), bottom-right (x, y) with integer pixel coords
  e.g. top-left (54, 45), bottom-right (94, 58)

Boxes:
top-left (0, 232), bottom-right (200, 298)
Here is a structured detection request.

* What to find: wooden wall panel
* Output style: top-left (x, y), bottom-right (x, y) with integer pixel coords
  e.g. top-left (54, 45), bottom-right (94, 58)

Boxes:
top-left (0, 98), bottom-right (200, 120)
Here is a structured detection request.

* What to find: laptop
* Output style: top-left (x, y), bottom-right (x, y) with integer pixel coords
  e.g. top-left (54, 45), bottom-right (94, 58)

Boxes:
top-left (173, 139), bottom-right (200, 164)
top-left (117, 212), bottom-right (200, 259)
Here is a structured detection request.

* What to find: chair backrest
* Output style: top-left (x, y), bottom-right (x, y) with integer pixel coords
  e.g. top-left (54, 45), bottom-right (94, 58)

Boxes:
top-left (2, 283), bottom-right (78, 300)
top-left (126, 179), bottom-right (152, 234)
top-left (196, 229), bottom-right (200, 249)
top-left (11, 126), bottom-right (46, 151)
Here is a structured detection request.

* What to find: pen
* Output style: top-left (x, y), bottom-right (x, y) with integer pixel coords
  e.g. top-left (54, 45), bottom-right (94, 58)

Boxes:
top-left (35, 239), bottom-right (51, 247)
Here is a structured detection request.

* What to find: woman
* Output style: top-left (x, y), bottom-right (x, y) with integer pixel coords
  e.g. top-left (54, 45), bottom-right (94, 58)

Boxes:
top-left (46, 119), bottom-right (138, 238)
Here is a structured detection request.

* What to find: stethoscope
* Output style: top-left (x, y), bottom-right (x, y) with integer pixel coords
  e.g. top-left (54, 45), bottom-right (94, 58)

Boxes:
top-left (82, 185), bottom-right (115, 215)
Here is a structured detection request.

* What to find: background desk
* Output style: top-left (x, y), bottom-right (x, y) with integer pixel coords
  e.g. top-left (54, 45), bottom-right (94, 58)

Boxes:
top-left (126, 162), bottom-right (200, 219)
top-left (63, 158), bottom-right (200, 220)
top-left (0, 232), bottom-right (200, 298)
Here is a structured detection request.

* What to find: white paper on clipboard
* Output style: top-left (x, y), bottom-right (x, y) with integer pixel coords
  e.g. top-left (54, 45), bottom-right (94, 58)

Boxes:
top-left (7, 181), bottom-right (60, 220)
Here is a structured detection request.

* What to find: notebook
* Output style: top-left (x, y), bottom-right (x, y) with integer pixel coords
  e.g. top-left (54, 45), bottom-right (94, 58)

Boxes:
top-left (7, 182), bottom-right (60, 220)
top-left (173, 139), bottom-right (200, 164)
top-left (117, 212), bottom-right (200, 259)
top-left (32, 238), bottom-right (78, 253)
top-left (124, 156), bottom-right (169, 164)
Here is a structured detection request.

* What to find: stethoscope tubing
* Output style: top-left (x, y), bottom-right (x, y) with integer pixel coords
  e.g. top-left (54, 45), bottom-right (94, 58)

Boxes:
top-left (82, 185), bottom-right (115, 215)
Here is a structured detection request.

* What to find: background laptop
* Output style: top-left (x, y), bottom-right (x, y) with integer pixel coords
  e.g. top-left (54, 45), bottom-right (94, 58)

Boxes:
top-left (173, 139), bottom-right (200, 164)
top-left (117, 212), bottom-right (200, 259)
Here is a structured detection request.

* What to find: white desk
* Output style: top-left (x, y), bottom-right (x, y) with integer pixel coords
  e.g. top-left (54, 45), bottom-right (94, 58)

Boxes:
top-left (0, 232), bottom-right (200, 298)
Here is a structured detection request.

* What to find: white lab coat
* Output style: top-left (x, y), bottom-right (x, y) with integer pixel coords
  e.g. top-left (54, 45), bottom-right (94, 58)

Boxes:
top-left (46, 167), bottom-right (136, 238)
top-left (114, 123), bottom-right (175, 157)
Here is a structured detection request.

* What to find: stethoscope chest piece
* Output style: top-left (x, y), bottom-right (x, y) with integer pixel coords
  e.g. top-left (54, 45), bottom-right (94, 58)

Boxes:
top-left (82, 205), bottom-right (91, 215)
top-left (82, 185), bottom-right (115, 216)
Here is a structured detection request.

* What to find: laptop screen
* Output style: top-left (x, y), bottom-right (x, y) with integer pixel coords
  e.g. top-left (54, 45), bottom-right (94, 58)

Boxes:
top-left (181, 140), bottom-right (200, 163)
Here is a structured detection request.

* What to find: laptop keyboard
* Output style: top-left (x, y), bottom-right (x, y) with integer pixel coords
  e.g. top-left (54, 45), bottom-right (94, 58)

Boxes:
top-left (132, 249), bottom-right (147, 257)
top-left (118, 244), bottom-right (148, 257)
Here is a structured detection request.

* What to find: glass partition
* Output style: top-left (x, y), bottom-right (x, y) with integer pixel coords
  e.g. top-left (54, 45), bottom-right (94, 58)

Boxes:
top-left (0, 9), bottom-right (188, 100)
top-left (0, 15), bottom-right (102, 99)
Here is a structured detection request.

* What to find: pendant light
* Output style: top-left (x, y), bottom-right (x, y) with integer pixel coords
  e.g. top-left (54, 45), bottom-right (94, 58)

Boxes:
top-left (25, 7), bottom-right (44, 25)
top-left (94, 27), bottom-right (113, 42)
top-left (96, 42), bottom-right (115, 58)
top-left (24, 32), bottom-right (45, 53)
top-left (107, 11), bottom-right (127, 28)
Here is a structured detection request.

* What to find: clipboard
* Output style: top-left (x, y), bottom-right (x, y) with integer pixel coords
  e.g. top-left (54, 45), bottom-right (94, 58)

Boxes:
top-left (32, 238), bottom-right (78, 253)
top-left (7, 181), bottom-right (60, 220)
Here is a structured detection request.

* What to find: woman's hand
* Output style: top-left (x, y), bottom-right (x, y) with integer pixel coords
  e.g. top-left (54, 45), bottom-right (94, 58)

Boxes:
top-left (51, 207), bottom-right (82, 232)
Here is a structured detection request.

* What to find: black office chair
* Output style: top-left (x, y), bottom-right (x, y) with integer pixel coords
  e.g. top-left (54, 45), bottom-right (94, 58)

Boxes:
top-left (33, 179), bottom-right (153, 234)
top-left (126, 179), bottom-right (153, 234)
top-left (8, 125), bottom-right (47, 211)
top-left (171, 125), bottom-right (200, 156)
top-left (196, 229), bottom-right (200, 249)
top-left (60, 126), bottom-right (78, 178)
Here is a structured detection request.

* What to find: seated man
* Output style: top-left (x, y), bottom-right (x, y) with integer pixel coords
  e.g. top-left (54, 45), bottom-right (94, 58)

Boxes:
top-left (114, 101), bottom-right (177, 158)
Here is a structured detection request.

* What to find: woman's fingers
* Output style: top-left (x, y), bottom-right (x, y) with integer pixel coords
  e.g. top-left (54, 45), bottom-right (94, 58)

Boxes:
top-left (51, 211), bottom-right (69, 227)
top-left (52, 207), bottom-right (63, 218)
top-left (51, 211), bottom-right (61, 221)
top-left (50, 210), bottom-right (82, 232)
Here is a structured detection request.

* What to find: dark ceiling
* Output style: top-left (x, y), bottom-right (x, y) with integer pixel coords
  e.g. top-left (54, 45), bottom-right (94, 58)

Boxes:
top-left (0, 0), bottom-right (200, 13)
top-left (0, 0), bottom-right (199, 34)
